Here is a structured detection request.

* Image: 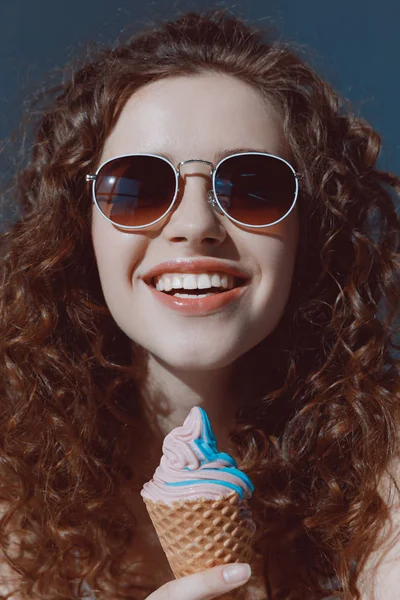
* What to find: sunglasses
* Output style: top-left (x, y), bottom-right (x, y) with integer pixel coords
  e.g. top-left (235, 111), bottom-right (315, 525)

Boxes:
top-left (86, 151), bottom-right (301, 229)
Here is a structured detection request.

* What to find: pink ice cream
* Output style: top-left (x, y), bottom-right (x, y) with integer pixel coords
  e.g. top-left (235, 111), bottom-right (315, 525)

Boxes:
top-left (140, 406), bottom-right (254, 506)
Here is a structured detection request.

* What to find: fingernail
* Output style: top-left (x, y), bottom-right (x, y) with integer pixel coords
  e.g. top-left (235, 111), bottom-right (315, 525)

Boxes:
top-left (222, 563), bottom-right (251, 584)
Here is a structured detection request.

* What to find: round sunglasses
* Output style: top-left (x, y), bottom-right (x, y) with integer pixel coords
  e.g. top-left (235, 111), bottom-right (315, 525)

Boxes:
top-left (86, 151), bottom-right (301, 229)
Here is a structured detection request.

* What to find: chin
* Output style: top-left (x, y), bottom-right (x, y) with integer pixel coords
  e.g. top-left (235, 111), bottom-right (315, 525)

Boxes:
top-left (149, 344), bottom-right (244, 372)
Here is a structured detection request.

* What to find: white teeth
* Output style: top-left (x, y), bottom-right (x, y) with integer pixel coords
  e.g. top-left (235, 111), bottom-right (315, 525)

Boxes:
top-left (197, 273), bottom-right (212, 289)
top-left (154, 272), bottom-right (237, 292)
top-left (173, 292), bottom-right (216, 298)
top-left (220, 274), bottom-right (229, 289)
top-left (163, 275), bottom-right (173, 292)
top-left (211, 273), bottom-right (222, 288)
top-left (183, 274), bottom-right (197, 290)
top-left (172, 275), bottom-right (183, 289)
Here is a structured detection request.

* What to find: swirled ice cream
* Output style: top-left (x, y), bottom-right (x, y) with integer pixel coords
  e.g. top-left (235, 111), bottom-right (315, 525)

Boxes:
top-left (140, 406), bottom-right (254, 505)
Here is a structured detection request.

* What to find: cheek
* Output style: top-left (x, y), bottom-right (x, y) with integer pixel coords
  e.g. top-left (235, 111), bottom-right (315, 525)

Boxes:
top-left (91, 214), bottom-right (118, 286)
top-left (250, 208), bottom-right (299, 269)
top-left (90, 235), bottom-right (155, 344)
top-left (257, 246), bottom-right (297, 313)
top-left (252, 215), bottom-right (299, 312)
top-left (90, 213), bottom-right (143, 295)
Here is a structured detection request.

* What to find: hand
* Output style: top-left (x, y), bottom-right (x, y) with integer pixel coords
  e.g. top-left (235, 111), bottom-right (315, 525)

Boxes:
top-left (146, 563), bottom-right (252, 599)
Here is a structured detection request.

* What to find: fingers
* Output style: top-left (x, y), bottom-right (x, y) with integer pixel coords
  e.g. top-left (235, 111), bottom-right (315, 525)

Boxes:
top-left (147, 563), bottom-right (252, 600)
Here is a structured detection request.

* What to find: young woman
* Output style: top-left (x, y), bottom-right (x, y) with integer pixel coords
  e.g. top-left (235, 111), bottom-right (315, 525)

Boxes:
top-left (0, 9), bottom-right (399, 600)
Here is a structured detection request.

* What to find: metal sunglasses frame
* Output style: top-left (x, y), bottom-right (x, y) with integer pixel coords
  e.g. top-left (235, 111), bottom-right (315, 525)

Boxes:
top-left (86, 151), bottom-right (302, 230)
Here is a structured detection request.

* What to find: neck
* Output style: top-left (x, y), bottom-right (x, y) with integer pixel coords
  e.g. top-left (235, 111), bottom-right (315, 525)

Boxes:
top-left (127, 356), bottom-right (247, 483)
top-left (138, 353), bottom-right (241, 448)
top-left (127, 345), bottom-right (264, 485)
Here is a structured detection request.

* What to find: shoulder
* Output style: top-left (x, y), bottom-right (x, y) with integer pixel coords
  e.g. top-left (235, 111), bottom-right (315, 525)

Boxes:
top-left (357, 458), bottom-right (400, 599)
top-left (0, 561), bottom-right (23, 598)
top-left (0, 503), bottom-right (23, 598)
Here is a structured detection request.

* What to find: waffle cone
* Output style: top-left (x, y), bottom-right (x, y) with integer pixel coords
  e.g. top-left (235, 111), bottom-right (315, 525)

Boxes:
top-left (143, 491), bottom-right (255, 599)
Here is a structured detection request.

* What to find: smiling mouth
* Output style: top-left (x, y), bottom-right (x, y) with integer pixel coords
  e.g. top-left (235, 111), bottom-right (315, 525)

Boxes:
top-left (149, 277), bottom-right (248, 297)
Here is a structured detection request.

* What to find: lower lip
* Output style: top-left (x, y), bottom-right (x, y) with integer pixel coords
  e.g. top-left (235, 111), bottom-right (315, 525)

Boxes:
top-left (145, 283), bottom-right (248, 315)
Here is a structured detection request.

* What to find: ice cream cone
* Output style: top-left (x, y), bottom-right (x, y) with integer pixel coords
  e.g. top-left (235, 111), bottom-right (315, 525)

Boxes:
top-left (143, 490), bottom-right (255, 599)
top-left (140, 407), bottom-right (258, 599)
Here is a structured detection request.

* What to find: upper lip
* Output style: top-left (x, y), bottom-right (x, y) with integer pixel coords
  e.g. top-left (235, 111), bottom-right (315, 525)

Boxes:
top-left (142, 259), bottom-right (251, 285)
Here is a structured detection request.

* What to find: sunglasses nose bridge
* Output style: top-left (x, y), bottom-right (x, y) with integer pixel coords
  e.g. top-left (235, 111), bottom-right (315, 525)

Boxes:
top-left (176, 158), bottom-right (223, 215)
top-left (176, 158), bottom-right (214, 174)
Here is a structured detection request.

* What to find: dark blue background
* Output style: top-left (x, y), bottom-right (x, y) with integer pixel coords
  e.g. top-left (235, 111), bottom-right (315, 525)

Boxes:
top-left (0, 0), bottom-right (398, 213)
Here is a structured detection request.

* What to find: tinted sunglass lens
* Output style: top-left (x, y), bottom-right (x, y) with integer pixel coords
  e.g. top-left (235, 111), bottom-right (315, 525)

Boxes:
top-left (215, 154), bottom-right (296, 226)
top-left (95, 156), bottom-right (176, 227)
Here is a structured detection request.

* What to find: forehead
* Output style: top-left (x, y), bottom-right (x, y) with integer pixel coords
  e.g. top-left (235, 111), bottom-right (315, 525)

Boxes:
top-left (101, 72), bottom-right (291, 164)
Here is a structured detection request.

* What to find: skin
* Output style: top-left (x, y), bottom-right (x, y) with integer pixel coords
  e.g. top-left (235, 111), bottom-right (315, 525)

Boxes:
top-left (91, 72), bottom-right (299, 449)
top-left (89, 73), bottom-right (298, 598)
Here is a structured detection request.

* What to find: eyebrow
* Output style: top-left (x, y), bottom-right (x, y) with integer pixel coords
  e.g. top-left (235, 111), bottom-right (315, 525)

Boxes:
top-left (159, 147), bottom-right (276, 165)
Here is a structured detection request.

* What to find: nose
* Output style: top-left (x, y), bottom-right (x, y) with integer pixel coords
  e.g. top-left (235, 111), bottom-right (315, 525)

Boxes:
top-left (161, 163), bottom-right (227, 247)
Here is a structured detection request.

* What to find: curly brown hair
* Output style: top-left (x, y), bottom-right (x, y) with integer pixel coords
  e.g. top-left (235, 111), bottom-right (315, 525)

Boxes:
top-left (1, 9), bottom-right (399, 600)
